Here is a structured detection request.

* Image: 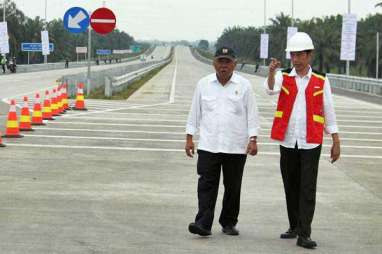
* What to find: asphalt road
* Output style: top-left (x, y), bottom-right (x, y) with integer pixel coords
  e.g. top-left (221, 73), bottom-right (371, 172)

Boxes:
top-left (0, 46), bottom-right (381, 254)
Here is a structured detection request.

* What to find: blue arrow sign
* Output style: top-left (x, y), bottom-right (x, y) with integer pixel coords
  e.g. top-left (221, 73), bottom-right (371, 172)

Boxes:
top-left (21, 43), bottom-right (54, 52)
top-left (63, 7), bottom-right (89, 33)
top-left (96, 49), bottom-right (112, 55)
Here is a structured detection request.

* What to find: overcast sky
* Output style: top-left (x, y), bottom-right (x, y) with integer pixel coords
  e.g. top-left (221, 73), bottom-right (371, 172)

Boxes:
top-left (9, 0), bottom-right (382, 41)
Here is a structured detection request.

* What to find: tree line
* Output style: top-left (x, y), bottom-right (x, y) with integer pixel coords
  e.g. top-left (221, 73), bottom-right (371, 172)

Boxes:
top-left (213, 12), bottom-right (382, 78)
top-left (1, 1), bottom-right (142, 64)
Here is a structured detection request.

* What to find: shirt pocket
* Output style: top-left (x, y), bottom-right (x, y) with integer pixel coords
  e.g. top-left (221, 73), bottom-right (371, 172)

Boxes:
top-left (227, 95), bottom-right (243, 115)
top-left (201, 96), bottom-right (217, 112)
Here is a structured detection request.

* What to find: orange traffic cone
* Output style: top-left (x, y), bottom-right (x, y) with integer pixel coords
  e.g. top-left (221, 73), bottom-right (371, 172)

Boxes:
top-left (19, 96), bottom-right (34, 131)
top-left (42, 90), bottom-right (54, 120)
top-left (73, 82), bottom-right (87, 110)
top-left (51, 88), bottom-right (60, 116)
top-left (2, 99), bottom-right (23, 138)
top-left (57, 85), bottom-right (65, 114)
top-left (0, 131), bottom-right (6, 147)
top-left (63, 83), bottom-right (69, 111)
top-left (32, 93), bottom-right (45, 125)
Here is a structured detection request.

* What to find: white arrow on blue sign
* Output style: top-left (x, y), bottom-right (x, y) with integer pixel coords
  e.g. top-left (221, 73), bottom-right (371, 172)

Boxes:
top-left (63, 7), bottom-right (90, 33)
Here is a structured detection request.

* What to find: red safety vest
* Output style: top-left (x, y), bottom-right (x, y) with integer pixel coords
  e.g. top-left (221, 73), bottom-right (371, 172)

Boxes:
top-left (271, 69), bottom-right (326, 144)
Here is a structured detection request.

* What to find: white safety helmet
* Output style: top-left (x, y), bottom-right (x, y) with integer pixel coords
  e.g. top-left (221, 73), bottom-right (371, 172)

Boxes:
top-left (285, 32), bottom-right (314, 52)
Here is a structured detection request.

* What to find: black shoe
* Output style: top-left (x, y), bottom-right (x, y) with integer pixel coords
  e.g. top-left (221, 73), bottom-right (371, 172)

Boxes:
top-left (280, 228), bottom-right (297, 239)
top-left (188, 223), bottom-right (211, 236)
top-left (297, 236), bottom-right (317, 249)
top-left (222, 225), bottom-right (239, 236)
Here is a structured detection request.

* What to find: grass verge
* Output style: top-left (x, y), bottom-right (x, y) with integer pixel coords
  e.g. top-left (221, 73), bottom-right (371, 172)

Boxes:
top-left (87, 60), bottom-right (171, 100)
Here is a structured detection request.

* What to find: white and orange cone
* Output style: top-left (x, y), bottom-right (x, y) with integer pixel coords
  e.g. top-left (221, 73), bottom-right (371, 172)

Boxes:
top-left (19, 96), bottom-right (34, 131)
top-left (42, 90), bottom-right (54, 120)
top-left (2, 99), bottom-right (23, 138)
top-left (32, 93), bottom-right (45, 125)
top-left (73, 82), bottom-right (87, 110)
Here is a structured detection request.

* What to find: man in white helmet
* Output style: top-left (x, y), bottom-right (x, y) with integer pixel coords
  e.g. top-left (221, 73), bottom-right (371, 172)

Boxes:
top-left (264, 32), bottom-right (341, 249)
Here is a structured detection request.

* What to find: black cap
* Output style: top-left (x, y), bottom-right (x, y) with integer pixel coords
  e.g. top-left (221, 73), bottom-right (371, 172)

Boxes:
top-left (214, 47), bottom-right (236, 60)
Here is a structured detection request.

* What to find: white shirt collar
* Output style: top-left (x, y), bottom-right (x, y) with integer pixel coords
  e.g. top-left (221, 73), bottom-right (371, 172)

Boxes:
top-left (289, 66), bottom-right (312, 79)
top-left (209, 72), bottom-right (239, 85)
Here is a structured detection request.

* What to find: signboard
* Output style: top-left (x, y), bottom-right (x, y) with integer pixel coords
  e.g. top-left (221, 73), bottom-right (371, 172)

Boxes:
top-left (286, 26), bottom-right (298, 59)
top-left (96, 49), bottom-right (112, 55)
top-left (63, 7), bottom-right (90, 33)
top-left (113, 49), bottom-right (131, 54)
top-left (340, 13), bottom-right (358, 61)
top-left (130, 45), bottom-right (141, 53)
top-left (41, 30), bottom-right (50, 55)
top-left (76, 46), bottom-right (88, 53)
top-left (260, 33), bottom-right (269, 59)
top-left (90, 7), bottom-right (116, 35)
top-left (0, 22), bottom-right (9, 54)
top-left (21, 42), bottom-right (54, 52)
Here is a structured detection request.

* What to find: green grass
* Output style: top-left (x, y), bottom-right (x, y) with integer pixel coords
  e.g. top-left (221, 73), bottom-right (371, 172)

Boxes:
top-left (87, 61), bottom-right (171, 100)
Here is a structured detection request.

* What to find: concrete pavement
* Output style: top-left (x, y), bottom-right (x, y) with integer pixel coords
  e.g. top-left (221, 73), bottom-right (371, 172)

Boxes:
top-left (0, 46), bottom-right (381, 253)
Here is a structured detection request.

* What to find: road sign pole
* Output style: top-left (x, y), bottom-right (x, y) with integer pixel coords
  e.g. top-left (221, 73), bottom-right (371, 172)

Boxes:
top-left (27, 52), bottom-right (29, 64)
top-left (3, 0), bottom-right (5, 22)
top-left (87, 26), bottom-right (92, 95)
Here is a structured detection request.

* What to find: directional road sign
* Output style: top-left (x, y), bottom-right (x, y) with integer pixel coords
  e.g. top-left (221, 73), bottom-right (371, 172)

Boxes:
top-left (96, 49), bottom-right (112, 55)
top-left (21, 42), bottom-right (54, 52)
top-left (90, 8), bottom-right (116, 35)
top-left (63, 7), bottom-right (90, 33)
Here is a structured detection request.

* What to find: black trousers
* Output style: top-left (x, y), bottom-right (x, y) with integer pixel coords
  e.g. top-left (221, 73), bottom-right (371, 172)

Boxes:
top-left (280, 144), bottom-right (321, 237)
top-left (195, 150), bottom-right (247, 230)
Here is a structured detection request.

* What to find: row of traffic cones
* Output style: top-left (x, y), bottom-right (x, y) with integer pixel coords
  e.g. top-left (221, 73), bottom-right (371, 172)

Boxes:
top-left (0, 83), bottom-right (87, 147)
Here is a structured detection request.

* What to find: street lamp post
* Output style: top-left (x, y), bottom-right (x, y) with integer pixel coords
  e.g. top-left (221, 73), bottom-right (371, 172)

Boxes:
top-left (3, 0), bottom-right (5, 22)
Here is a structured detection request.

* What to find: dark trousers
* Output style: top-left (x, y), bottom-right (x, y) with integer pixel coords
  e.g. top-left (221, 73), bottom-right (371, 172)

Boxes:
top-left (195, 150), bottom-right (247, 230)
top-left (280, 144), bottom-right (321, 237)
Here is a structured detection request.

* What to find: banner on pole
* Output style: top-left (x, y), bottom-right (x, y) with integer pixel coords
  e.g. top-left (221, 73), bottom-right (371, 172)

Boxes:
top-left (0, 22), bottom-right (10, 54)
top-left (41, 30), bottom-right (50, 56)
top-left (286, 27), bottom-right (298, 59)
top-left (260, 33), bottom-right (269, 59)
top-left (340, 13), bottom-right (357, 61)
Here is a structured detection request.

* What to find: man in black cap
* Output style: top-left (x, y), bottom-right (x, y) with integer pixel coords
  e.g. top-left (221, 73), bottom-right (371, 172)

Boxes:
top-left (185, 47), bottom-right (260, 236)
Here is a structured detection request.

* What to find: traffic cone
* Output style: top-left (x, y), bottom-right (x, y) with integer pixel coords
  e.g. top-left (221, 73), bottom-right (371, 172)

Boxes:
top-left (73, 82), bottom-right (87, 110)
top-left (19, 96), bottom-right (34, 131)
top-left (51, 88), bottom-right (60, 116)
top-left (57, 85), bottom-right (65, 114)
top-left (0, 132), bottom-right (5, 147)
top-left (32, 92), bottom-right (45, 125)
top-left (42, 90), bottom-right (54, 120)
top-left (62, 83), bottom-right (69, 111)
top-left (2, 99), bottom-right (23, 138)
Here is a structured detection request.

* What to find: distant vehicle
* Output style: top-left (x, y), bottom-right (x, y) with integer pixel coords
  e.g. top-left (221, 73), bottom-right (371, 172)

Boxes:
top-left (7, 58), bottom-right (16, 73)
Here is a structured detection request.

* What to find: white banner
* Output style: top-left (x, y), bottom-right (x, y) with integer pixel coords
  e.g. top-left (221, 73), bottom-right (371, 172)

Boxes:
top-left (340, 13), bottom-right (358, 61)
top-left (41, 30), bottom-right (50, 56)
top-left (76, 46), bottom-right (88, 53)
top-left (0, 22), bottom-right (10, 54)
top-left (286, 26), bottom-right (298, 59)
top-left (260, 33), bottom-right (269, 59)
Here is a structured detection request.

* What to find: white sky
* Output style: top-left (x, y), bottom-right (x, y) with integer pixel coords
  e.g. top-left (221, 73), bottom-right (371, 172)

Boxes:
top-left (9, 0), bottom-right (382, 41)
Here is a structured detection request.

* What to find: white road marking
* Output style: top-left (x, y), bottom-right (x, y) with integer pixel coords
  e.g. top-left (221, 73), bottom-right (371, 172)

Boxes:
top-left (5, 143), bottom-right (382, 159)
top-left (169, 55), bottom-right (177, 104)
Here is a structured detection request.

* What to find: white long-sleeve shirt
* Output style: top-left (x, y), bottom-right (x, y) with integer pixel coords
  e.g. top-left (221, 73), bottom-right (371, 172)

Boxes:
top-left (264, 67), bottom-right (338, 149)
top-left (186, 72), bottom-right (260, 154)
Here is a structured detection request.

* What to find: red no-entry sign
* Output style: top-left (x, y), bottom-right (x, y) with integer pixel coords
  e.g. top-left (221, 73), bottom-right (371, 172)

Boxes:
top-left (90, 7), bottom-right (116, 35)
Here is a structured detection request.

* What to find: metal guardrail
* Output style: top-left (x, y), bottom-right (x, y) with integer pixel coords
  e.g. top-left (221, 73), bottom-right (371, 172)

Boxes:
top-left (327, 74), bottom-right (382, 96)
top-left (104, 59), bottom-right (171, 97)
top-left (191, 48), bottom-right (382, 97)
top-left (13, 46), bottom-right (156, 74)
